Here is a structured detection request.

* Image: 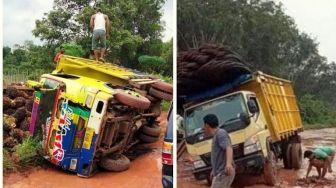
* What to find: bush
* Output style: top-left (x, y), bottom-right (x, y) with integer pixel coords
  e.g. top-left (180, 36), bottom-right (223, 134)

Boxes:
top-left (299, 94), bottom-right (336, 126)
top-left (138, 55), bottom-right (166, 74)
top-left (3, 149), bottom-right (17, 172)
top-left (13, 136), bottom-right (41, 165)
top-left (55, 43), bottom-right (85, 57)
top-left (161, 101), bottom-right (171, 112)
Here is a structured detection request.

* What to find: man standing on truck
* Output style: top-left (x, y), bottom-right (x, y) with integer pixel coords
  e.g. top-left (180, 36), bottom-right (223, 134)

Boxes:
top-left (304, 146), bottom-right (335, 178)
top-left (203, 114), bottom-right (235, 188)
top-left (90, 8), bottom-right (110, 62)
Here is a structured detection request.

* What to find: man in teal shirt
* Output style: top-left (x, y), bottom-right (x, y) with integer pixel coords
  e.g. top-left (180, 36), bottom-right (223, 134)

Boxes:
top-left (304, 146), bottom-right (334, 178)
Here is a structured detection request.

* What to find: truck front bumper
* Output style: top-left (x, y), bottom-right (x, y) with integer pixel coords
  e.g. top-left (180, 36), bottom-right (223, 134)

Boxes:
top-left (193, 152), bottom-right (265, 180)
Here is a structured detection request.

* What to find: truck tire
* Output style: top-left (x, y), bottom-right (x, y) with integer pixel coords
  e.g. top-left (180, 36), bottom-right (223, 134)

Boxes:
top-left (138, 132), bottom-right (159, 143)
top-left (114, 90), bottom-right (151, 110)
top-left (291, 143), bottom-right (302, 169)
top-left (141, 123), bottom-right (161, 137)
top-left (150, 102), bottom-right (162, 117)
top-left (285, 143), bottom-right (293, 169)
top-left (151, 81), bottom-right (173, 94)
top-left (149, 87), bottom-right (173, 101)
top-left (263, 151), bottom-right (277, 186)
top-left (282, 143), bottom-right (292, 169)
top-left (206, 173), bottom-right (212, 186)
top-left (98, 154), bottom-right (130, 172)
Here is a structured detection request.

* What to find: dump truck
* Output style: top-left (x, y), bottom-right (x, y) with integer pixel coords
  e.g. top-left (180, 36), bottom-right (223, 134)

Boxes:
top-left (27, 55), bottom-right (172, 177)
top-left (183, 71), bottom-right (303, 186)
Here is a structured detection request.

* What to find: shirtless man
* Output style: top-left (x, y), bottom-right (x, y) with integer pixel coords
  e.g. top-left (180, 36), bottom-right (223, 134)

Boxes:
top-left (304, 146), bottom-right (335, 178)
top-left (90, 8), bottom-right (110, 62)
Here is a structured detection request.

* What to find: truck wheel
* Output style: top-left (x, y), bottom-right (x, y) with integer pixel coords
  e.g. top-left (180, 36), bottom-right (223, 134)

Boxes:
top-left (141, 123), bottom-right (161, 137)
top-left (114, 90), bottom-right (151, 110)
top-left (263, 151), bottom-right (277, 186)
top-left (206, 173), bottom-right (212, 186)
top-left (138, 132), bottom-right (159, 143)
top-left (282, 143), bottom-right (292, 169)
top-left (149, 87), bottom-right (173, 101)
top-left (150, 102), bottom-right (162, 117)
top-left (285, 143), bottom-right (293, 169)
top-left (151, 81), bottom-right (173, 94)
top-left (98, 154), bottom-right (130, 172)
top-left (291, 143), bottom-right (302, 169)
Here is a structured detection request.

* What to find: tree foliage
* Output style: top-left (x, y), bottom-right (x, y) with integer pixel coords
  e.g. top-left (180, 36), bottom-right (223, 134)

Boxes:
top-left (55, 43), bottom-right (85, 57)
top-left (178, 0), bottom-right (336, 125)
top-left (33, 0), bottom-right (166, 68)
top-left (3, 41), bottom-right (54, 71)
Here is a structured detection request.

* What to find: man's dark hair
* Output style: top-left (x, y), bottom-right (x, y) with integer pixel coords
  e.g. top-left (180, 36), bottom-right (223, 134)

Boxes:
top-left (203, 114), bottom-right (219, 128)
top-left (96, 7), bottom-right (102, 12)
top-left (304, 150), bottom-right (313, 158)
top-left (60, 46), bottom-right (64, 49)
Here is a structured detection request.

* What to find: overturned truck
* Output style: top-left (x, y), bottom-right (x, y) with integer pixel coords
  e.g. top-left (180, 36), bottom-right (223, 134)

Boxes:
top-left (28, 55), bottom-right (172, 177)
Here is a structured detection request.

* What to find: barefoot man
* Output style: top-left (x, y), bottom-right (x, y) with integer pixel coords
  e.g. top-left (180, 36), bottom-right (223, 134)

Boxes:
top-left (304, 146), bottom-right (335, 178)
top-left (90, 8), bottom-right (110, 62)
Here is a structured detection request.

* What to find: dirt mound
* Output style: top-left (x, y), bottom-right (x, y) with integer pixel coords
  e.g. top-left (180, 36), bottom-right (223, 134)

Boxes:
top-left (177, 44), bottom-right (251, 95)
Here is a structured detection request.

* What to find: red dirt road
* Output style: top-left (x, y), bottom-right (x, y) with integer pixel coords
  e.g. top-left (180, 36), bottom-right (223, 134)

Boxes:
top-left (4, 113), bottom-right (168, 188)
top-left (177, 128), bottom-right (336, 188)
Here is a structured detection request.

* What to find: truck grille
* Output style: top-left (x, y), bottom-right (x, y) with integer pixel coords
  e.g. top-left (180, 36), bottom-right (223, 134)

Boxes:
top-left (200, 143), bottom-right (244, 165)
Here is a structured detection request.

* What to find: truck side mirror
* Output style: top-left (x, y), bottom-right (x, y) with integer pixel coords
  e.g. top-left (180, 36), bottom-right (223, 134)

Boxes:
top-left (247, 99), bottom-right (258, 114)
top-left (239, 112), bottom-right (251, 126)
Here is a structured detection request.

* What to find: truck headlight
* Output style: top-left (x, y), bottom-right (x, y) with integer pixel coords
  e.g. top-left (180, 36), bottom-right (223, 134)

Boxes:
top-left (244, 136), bottom-right (262, 155)
top-left (193, 160), bottom-right (206, 169)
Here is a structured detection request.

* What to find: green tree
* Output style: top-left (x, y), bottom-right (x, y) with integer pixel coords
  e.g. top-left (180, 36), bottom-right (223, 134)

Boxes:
top-left (3, 46), bottom-right (11, 58)
top-left (33, 0), bottom-right (165, 67)
top-left (178, 0), bottom-right (336, 125)
top-left (55, 43), bottom-right (85, 57)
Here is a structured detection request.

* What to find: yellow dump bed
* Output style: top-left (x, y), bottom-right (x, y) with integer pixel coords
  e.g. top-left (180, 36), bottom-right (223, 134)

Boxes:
top-left (54, 55), bottom-right (159, 87)
top-left (237, 71), bottom-right (303, 142)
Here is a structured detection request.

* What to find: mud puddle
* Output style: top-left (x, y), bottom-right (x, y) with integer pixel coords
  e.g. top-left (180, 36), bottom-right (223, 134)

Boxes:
top-left (177, 128), bottom-right (336, 188)
top-left (3, 113), bottom-right (168, 188)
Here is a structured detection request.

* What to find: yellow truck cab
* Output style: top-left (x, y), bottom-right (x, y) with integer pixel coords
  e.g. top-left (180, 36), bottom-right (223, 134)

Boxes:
top-left (28, 57), bottom-right (172, 177)
top-left (183, 72), bottom-right (303, 186)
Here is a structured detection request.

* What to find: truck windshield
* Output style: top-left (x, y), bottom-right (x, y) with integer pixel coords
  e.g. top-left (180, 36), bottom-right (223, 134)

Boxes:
top-left (185, 93), bottom-right (248, 137)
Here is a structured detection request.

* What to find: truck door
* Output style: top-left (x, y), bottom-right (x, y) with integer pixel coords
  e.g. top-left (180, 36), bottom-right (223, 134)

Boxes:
top-left (77, 92), bottom-right (109, 177)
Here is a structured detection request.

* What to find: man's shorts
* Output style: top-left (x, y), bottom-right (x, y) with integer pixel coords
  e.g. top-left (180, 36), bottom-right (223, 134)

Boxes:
top-left (92, 29), bottom-right (106, 50)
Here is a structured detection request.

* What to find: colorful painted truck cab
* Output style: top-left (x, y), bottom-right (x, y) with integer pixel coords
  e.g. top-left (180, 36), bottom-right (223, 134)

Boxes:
top-left (28, 72), bottom-right (170, 177)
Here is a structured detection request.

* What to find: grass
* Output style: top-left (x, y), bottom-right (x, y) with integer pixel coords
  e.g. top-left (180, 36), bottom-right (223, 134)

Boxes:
top-left (3, 149), bottom-right (17, 172)
top-left (13, 136), bottom-right (41, 166)
top-left (161, 100), bottom-right (171, 111)
top-left (303, 124), bottom-right (336, 129)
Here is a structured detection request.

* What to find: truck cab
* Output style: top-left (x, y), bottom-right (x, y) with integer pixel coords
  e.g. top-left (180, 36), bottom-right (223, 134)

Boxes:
top-left (184, 91), bottom-right (270, 183)
top-left (29, 73), bottom-right (155, 177)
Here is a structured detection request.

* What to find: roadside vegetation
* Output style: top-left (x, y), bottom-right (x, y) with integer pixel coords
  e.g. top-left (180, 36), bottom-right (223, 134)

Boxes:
top-left (4, 137), bottom-right (41, 172)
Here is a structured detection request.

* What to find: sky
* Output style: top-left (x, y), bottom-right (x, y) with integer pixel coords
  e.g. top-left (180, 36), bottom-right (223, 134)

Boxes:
top-left (3, 0), bottom-right (335, 63)
top-left (3, 0), bottom-right (174, 47)
top-left (277, 0), bottom-right (336, 63)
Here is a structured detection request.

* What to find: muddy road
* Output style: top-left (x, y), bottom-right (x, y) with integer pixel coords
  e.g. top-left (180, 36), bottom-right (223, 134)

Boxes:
top-left (177, 128), bottom-right (336, 188)
top-left (4, 113), bottom-right (168, 188)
